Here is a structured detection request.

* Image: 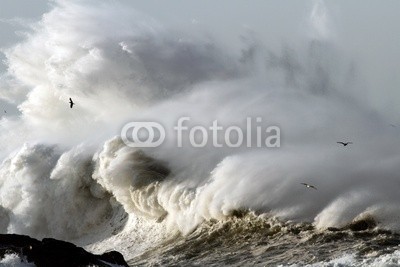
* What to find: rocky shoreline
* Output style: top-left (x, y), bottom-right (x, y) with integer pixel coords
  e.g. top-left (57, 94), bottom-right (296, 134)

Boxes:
top-left (0, 234), bottom-right (129, 267)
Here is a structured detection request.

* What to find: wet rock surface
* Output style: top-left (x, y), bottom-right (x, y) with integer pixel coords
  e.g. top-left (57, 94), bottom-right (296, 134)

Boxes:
top-left (0, 234), bottom-right (128, 267)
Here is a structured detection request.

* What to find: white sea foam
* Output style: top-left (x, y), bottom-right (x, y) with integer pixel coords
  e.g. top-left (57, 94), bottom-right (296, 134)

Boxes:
top-left (0, 254), bottom-right (35, 267)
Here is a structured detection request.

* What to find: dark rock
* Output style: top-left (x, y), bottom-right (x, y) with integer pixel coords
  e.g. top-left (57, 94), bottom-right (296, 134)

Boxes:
top-left (0, 234), bottom-right (41, 259)
top-left (0, 234), bottom-right (41, 248)
top-left (0, 234), bottom-right (129, 267)
top-left (99, 251), bottom-right (129, 266)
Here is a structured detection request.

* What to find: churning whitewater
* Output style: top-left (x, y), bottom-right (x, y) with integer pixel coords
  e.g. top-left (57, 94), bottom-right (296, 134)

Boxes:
top-left (1, 0), bottom-right (400, 266)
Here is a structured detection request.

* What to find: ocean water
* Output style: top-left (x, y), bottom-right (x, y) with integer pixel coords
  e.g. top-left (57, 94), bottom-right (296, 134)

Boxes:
top-left (1, 0), bottom-right (400, 266)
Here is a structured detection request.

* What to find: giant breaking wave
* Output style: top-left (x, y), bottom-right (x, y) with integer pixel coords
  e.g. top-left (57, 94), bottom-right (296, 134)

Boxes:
top-left (1, 0), bottom-right (400, 263)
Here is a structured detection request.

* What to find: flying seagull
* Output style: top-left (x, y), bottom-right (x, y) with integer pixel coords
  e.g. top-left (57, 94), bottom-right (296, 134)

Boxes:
top-left (301, 183), bottom-right (317, 190)
top-left (337, 141), bottom-right (352, 146)
top-left (69, 98), bottom-right (74, 108)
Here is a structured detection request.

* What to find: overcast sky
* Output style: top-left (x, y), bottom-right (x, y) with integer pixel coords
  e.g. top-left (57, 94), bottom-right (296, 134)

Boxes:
top-left (1, 1), bottom-right (400, 116)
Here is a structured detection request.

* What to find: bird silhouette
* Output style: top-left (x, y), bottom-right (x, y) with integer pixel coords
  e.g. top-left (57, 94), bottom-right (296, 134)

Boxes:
top-left (301, 183), bottom-right (317, 190)
top-left (69, 98), bottom-right (74, 108)
top-left (337, 141), bottom-right (352, 146)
